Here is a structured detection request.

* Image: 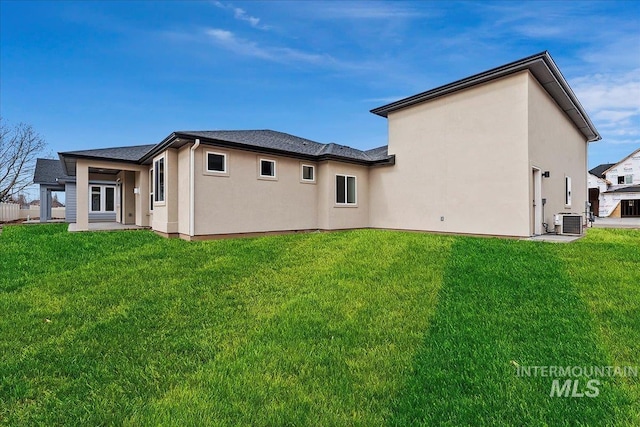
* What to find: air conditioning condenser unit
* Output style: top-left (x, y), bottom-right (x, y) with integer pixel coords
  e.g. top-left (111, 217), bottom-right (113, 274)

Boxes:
top-left (554, 214), bottom-right (583, 235)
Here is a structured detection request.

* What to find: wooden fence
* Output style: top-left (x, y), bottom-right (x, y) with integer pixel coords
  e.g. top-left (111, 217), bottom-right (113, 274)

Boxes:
top-left (0, 202), bottom-right (20, 222)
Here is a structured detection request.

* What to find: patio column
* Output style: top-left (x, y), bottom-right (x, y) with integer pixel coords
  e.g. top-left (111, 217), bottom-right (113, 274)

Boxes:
top-left (76, 160), bottom-right (89, 231)
top-left (39, 186), bottom-right (48, 223)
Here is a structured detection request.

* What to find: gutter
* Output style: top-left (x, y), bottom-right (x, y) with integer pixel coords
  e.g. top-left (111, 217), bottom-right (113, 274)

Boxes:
top-left (189, 139), bottom-right (200, 237)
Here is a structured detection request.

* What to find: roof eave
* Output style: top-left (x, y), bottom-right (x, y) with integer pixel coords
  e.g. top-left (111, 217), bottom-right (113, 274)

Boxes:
top-left (138, 132), bottom-right (182, 164)
top-left (58, 152), bottom-right (143, 177)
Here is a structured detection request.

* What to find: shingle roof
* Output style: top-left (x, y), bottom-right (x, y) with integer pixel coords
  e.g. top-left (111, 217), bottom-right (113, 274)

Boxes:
top-left (604, 185), bottom-right (640, 194)
top-left (589, 163), bottom-right (616, 178)
top-left (178, 130), bottom-right (324, 156)
top-left (33, 158), bottom-right (73, 184)
top-left (60, 144), bottom-right (156, 162)
top-left (364, 146), bottom-right (390, 161)
top-left (58, 130), bottom-right (393, 176)
top-left (176, 130), bottom-right (391, 162)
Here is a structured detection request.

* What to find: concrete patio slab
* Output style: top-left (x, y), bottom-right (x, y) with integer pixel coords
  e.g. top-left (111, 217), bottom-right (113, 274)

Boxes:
top-left (68, 222), bottom-right (148, 232)
top-left (524, 234), bottom-right (584, 243)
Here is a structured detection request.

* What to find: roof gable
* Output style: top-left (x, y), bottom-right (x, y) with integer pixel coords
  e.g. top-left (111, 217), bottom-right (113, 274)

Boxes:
top-left (589, 163), bottom-right (616, 178)
top-left (33, 158), bottom-right (73, 185)
top-left (601, 147), bottom-right (640, 176)
top-left (59, 144), bottom-right (157, 175)
top-left (61, 144), bottom-right (156, 162)
top-left (370, 51), bottom-right (600, 142)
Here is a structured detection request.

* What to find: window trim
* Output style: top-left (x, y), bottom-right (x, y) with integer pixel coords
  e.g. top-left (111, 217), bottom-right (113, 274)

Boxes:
top-left (258, 158), bottom-right (277, 180)
top-left (300, 163), bottom-right (316, 183)
top-left (565, 175), bottom-right (572, 208)
top-left (335, 174), bottom-right (357, 206)
top-left (149, 168), bottom-right (154, 212)
top-left (204, 150), bottom-right (229, 176)
top-left (89, 185), bottom-right (117, 213)
top-left (154, 155), bottom-right (166, 205)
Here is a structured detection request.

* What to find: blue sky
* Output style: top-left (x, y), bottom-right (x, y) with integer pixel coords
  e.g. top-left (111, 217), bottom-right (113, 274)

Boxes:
top-left (1, 0), bottom-right (639, 174)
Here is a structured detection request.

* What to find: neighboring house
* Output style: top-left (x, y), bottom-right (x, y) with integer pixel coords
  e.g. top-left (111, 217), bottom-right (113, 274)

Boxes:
top-left (587, 172), bottom-right (609, 216)
top-left (589, 148), bottom-right (640, 217)
top-left (33, 51), bottom-right (600, 238)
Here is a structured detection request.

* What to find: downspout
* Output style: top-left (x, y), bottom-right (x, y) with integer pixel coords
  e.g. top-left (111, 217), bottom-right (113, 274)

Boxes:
top-left (189, 139), bottom-right (200, 237)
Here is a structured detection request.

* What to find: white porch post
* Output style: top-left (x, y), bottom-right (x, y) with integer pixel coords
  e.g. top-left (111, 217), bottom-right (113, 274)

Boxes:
top-left (76, 160), bottom-right (89, 231)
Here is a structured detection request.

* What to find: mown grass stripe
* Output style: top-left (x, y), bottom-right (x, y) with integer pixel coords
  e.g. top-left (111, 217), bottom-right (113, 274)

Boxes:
top-left (390, 237), bottom-right (632, 426)
top-left (128, 230), bottom-right (453, 426)
top-left (553, 229), bottom-right (640, 425)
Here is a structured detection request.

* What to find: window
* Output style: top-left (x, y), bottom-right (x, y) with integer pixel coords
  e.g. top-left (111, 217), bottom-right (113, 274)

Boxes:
top-left (565, 176), bottom-right (572, 207)
top-left (618, 176), bottom-right (625, 184)
top-left (336, 175), bottom-right (356, 205)
top-left (105, 187), bottom-right (115, 212)
top-left (625, 174), bottom-right (633, 184)
top-left (207, 152), bottom-right (227, 173)
top-left (301, 164), bottom-right (315, 182)
top-left (89, 185), bottom-right (116, 213)
top-left (260, 159), bottom-right (276, 178)
top-left (91, 186), bottom-right (101, 212)
top-left (154, 157), bottom-right (165, 202)
top-left (149, 169), bottom-right (154, 211)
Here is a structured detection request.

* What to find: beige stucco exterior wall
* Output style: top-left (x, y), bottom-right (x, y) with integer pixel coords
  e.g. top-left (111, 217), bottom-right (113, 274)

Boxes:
top-left (75, 159), bottom-right (149, 231)
top-left (134, 167), bottom-right (150, 227)
top-left (114, 171), bottom-right (136, 224)
top-left (115, 170), bottom-right (136, 224)
top-left (317, 161), bottom-right (370, 230)
top-left (369, 71), bottom-right (531, 237)
top-left (527, 72), bottom-right (588, 231)
top-left (192, 146), bottom-right (319, 236)
top-left (177, 146), bottom-right (191, 235)
top-left (151, 149), bottom-right (179, 234)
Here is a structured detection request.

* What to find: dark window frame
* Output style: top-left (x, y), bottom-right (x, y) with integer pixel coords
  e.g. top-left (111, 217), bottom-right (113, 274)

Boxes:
top-left (154, 157), bottom-right (165, 202)
top-left (206, 152), bottom-right (227, 173)
top-left (259, 159), bottom-right (276, 178)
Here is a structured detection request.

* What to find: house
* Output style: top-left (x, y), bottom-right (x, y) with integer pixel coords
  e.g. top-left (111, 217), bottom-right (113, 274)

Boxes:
top-left (33, 51), bottom-right (600, 238)
top-left (587, 170), bottom-right (609, 216)
top-left (588, 148), bottom-right (640, 217)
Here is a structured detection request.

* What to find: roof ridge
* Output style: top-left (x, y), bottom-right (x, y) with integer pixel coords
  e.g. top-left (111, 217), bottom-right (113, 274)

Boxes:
top-left (61, 143), bottom-right (156, 154)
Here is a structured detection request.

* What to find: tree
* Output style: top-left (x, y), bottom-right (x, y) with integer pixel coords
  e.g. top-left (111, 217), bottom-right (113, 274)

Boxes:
top-left (11, 193), bottom-right (30, 208)
top-left (0, 118), bottom-right (48, 202)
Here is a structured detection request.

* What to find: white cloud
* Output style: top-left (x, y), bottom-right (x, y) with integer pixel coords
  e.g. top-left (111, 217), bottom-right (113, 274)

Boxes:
top-left (362, 96), bottom-right (407, 104)
top-left (213, 1), bottom-right (271, 30)
top-left (594, 110), bottom-right (638, 124)
top-left (318, 3), bottom-right (429, 19)
top-left (205, 28), bottom-right (271, 59)
top-left (204, 28), bottom-right (331, 65)
top-left (572, 70), bottom-right (640, 114)
top-left (571, 69), bottom-right (640, 146)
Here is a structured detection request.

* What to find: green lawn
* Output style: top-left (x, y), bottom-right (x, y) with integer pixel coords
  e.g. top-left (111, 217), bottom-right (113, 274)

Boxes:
top-left (0, 224), bottom-right (638, 426)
